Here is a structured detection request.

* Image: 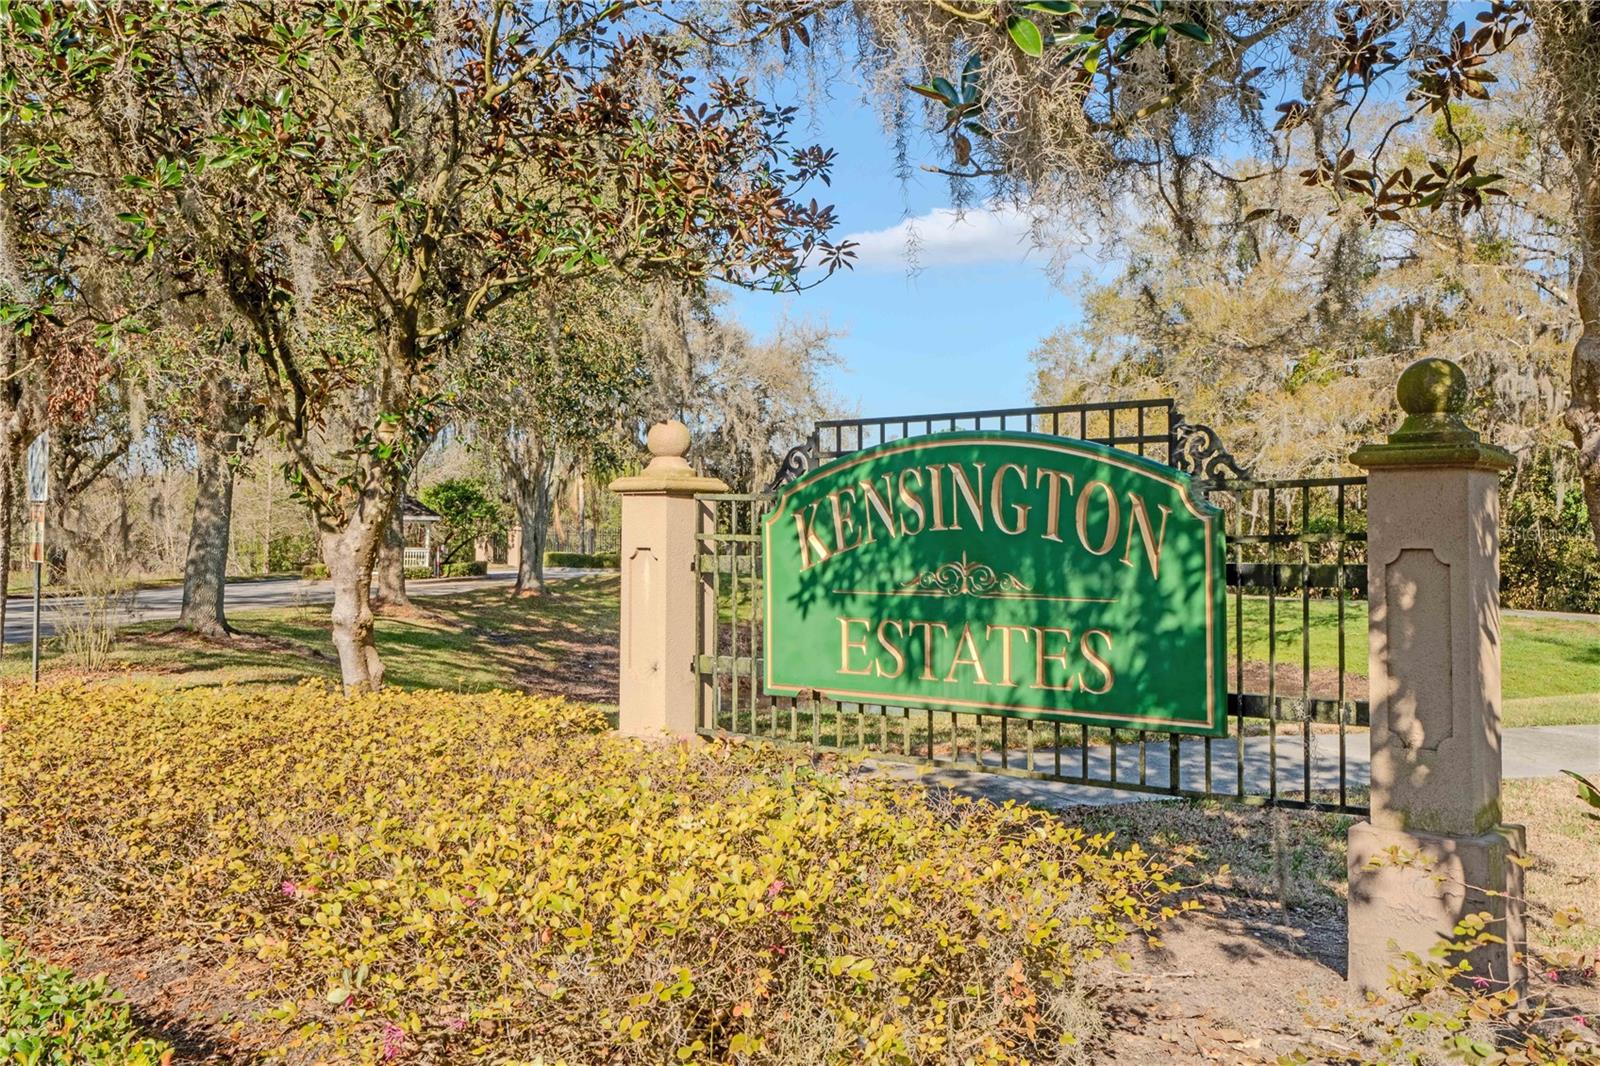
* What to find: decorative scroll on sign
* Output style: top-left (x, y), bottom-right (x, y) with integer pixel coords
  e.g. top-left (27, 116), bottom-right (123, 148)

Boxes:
top-left (762, 432), bottom-right (1227, 736)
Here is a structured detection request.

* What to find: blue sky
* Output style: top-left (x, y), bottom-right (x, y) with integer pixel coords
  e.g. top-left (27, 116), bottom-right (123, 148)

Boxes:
top-left (723, 82), bottom-right (1101, 418)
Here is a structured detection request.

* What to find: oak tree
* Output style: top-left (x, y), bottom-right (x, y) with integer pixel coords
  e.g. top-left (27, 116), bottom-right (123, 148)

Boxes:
top-left (850, 0), bottom-right (1600, 543)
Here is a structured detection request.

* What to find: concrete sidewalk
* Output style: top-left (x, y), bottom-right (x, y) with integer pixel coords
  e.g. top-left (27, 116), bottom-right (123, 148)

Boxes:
top-left (874, 724), bottom-right (1600, 809)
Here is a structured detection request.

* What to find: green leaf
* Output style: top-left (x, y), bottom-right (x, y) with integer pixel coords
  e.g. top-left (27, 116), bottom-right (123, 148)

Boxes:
top-left (1006, 16), bottom-right (1044, 57)
top-left (960, 53), bottom-right (982, 101)
top-left (1171, 21), bottom-right (1211, 43)
top-left (908, 82), bottom-right (950, 103)
top-left (1114, 27), bottom-right (1152, 60)
top-left (1022, 1), bottom-right (1079, 13)
top-left (931, 77), bottom-right (959, 103)
top-left (1561, 769), bottom-right (1600, 810)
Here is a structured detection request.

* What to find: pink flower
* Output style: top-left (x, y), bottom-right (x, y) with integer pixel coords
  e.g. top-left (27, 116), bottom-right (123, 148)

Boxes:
top-left (766, 880), bottom-right (786, 899)
top-left (447, 1017), bottom-right (468, 1033)
top-left (1546, 970), bottom-right (1561, 984)
top-left (1576, 1015), bottom-right (1588, 1029)
top-left (281, 880), bottom-right (298, 897)
top-left (1472, 977), bottom-right (1491, 990)
top-left (381, 1022), bottom-right (406, 1060)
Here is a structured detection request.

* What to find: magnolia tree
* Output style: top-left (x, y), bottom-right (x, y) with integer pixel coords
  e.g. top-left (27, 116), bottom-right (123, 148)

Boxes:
top-left (837, 0), bottom-right (1600, 544)
top-left (3, 2), bottom-right (851, 688)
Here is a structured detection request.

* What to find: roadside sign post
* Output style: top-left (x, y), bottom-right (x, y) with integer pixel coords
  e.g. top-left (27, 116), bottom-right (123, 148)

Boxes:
top-left (26, 432), bottom-right (48, 686)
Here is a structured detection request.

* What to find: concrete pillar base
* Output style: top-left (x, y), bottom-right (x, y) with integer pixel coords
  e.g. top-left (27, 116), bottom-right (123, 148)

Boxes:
top-left (1346, 819), bottom-right (1526, 998)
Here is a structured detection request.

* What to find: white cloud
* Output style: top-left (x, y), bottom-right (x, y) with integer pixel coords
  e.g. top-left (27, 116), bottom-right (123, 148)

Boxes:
top-left (841, 203), bottom-right (1095, 273)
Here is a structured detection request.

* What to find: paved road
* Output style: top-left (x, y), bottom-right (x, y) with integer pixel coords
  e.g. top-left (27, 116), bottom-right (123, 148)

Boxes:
top-left (1504, 607), bottom-right (1600, 623)
top-left (875, 724), bottom-right (1600, 807)
top-left (1, 567), bottom-right (599, 645)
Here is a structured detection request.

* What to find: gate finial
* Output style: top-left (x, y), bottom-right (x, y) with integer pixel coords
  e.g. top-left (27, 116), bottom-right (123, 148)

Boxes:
top-left (644, 420), bottom-right (693, 475)
top-left (1352, 357), bottom-right (1512, 471)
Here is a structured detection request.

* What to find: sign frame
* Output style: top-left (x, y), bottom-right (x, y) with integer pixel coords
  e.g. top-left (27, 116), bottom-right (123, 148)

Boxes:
top-left (761, 430), bottom-right (1228, 737)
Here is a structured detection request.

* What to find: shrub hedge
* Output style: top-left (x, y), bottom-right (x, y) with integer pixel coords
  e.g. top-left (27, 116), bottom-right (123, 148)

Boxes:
top-left (544, 550), bottom-right (620, 569)
top-left (2, 681), bottom-right (1191, 1063)
top-left (0, 938), bottom-right (171, 1065)
top-left (441, 559), bottom-right (488, 577)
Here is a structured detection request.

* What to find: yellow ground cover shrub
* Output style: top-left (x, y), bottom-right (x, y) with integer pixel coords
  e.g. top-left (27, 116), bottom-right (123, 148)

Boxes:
top-left (2, 681), bottom-right (1192, 1064)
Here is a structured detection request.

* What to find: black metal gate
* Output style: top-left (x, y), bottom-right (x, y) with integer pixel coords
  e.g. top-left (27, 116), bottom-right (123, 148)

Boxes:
top-left (696, 399), bottom-right (1370, 814)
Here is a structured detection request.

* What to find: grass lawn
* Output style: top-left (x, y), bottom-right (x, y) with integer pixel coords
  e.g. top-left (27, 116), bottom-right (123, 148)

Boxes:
top-left (1235, 596), bottom-right (1599, 727)
top-left (0, 575), bottom-right (621, 701)
top-left (3, 578), bottom-right (1594, 725)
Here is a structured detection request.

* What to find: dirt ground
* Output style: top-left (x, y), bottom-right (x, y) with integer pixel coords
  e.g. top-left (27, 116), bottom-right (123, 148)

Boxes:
top-left (1236, 659), bottom-right (1368, 703)
top-left (1071, 780), bottom-right (1600, 1064)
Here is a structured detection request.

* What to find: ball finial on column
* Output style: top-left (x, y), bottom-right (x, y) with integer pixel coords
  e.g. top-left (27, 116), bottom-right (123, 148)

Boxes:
top-left (1352, 356), bottom-right (1511, 471)
top-left (644, 420), bottom-right (692, 474)
top-left (1386, 356), bottom-right (1479, 447)
top-left (1396, 357), bottom-right (1468, 417)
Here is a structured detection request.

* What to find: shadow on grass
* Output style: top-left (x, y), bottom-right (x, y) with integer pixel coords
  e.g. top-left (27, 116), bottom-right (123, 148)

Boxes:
top-left (5, 576), bottom-right (621, 701)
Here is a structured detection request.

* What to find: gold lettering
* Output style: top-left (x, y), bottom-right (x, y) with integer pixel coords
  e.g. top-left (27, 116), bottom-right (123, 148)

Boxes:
top-left (1032, 625), bottom-right (1074, 691)
top-left (897, 468), bottom-right (926, 535)
top-left (828, 488), bottom-right (860, 553)
top-left (856, 475), bottom-right (899, 545)
top-left (985, 624), bottom-right (1033, 686)
top-left (1121, 493), bottom-right (1172, 580)
top-left (928, 466), bottom-right (948, 531)
top-left (1075, 479), bottom-right (1120, 556)
top-left (906, 620), bottom-right (950, 681)
top-left (991, 463), bottom-right (1031, 535)
top-left (1035, 468), bottom-right (1075, 543)
top-left (946, 463), bottom-right (986, 530)
top-left (943, 623), bottom-right (991, 685)
top-left (1078, 629), bottom-right (1115, 694)
top-left (793, 502), bottom-right (832, 570)
top-left (874, 619), bottom-right (906, 679)
top-left (837, 617), bottom-right (873, 676)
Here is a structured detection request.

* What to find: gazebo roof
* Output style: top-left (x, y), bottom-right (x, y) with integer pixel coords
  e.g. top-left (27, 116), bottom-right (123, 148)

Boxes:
top-left (400, 495), bottom-right (441, 523)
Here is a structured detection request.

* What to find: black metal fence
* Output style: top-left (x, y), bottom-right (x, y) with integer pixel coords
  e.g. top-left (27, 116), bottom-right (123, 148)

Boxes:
top-left (698, 400), bottom-right (1370, 814)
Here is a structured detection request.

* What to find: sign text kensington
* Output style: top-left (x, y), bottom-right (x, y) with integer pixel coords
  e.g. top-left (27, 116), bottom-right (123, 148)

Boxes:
top-left (763, 433), bottom-right (1227, 736)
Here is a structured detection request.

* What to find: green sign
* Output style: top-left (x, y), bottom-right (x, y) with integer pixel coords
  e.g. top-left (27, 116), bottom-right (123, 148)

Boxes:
top-left (763, 432), bottom-right (1227, 736)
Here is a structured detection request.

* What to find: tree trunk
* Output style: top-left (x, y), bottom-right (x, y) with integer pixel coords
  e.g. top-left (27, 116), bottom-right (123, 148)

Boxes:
top-left (1535, 6), bottom-right (1600, 548)
top-left (1565, 168), bottom-right (1600, 548)
top-left (370, 505), bottom-right (411, 609)
top-left (1570, 271), bottom-right (1600, 550)
top-left (1559, 103), bottom-right (1600, 549)
top-left (46, 492), bottom-right (70, 584)
top-left (509, 450), bottom-right (554, 597)
top-left (0, 438), bottom-right (13, 662)
top-left (322, 514), bottom-right (387, 691)
top-left (177, 433), bottom-right (237, 636)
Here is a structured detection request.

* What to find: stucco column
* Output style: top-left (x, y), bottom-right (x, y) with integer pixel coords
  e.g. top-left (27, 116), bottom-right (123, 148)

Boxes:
top-left (608, 421), bottom-right (728, 739)
top-left (1346, 357), bottom-right (1524, 997)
